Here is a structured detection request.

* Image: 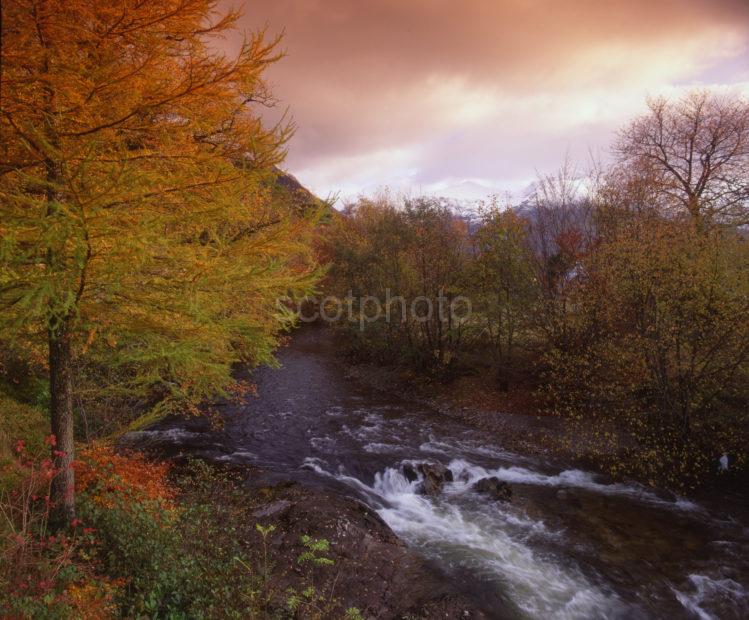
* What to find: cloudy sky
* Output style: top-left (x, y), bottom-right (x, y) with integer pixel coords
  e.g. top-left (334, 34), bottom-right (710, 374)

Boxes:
top-left (233, 0), bottom-right (749, 201)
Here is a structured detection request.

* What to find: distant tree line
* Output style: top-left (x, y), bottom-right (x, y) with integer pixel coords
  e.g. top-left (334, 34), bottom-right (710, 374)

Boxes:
top-left (325, 91), bottom-right (749, 487)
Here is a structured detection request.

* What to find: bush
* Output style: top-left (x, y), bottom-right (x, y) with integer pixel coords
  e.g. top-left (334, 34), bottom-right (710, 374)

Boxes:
top-left (76, 449), bottom-right (257, 619)
top-left (2, 436), bottom-right (363, 619)
top-left (0, 437), bottom-right (118, 619)
top-left (543, 220), bottom-right (749, 487)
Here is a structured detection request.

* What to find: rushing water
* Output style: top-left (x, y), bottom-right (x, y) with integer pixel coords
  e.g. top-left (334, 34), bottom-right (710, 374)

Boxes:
top-left (128, 326), bottom-right (749, 619)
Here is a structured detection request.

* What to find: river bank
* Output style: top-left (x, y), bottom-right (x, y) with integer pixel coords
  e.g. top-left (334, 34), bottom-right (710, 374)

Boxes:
top-left (122, 325), bottom-right (749, 619)
top-left (168, 457), bottom-right (490, 619)
top-left (341, 332), bottom-right (749, 506)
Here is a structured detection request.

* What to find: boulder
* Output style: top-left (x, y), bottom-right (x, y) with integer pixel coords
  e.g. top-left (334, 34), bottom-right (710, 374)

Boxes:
top-left (402, 462), bottom-right (419, 483)
top-left (472, 476), bottom-right (512, 502)
top-left (417, 462), bottom-right (453, 496)
top-left (400, 462), bottom-right (454, 494)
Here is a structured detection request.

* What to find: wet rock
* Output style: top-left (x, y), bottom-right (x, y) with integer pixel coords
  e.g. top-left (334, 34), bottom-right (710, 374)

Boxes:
top-left (457, 469), bottom-right (472, 483)
top-left (252, 499), bottom-right (292, 519)
top-left (404, 597), bottom-right (487, 619)
top-left (472, 476), bottom-right (512, 502)
top-left (417, 462), bottom-right (454, 496)
top-left (117, 415), bottom-right (232, 461)
top-left (555, 487), bottom-right (582, 508)
top-left (401, 462), bottom-right (454, 494)
top-left (402, 462), bottom-right (419, 483)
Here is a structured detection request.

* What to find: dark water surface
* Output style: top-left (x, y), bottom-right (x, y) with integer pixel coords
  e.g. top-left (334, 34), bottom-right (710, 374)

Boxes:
top-left (128, 326), bottom-right (749, 619)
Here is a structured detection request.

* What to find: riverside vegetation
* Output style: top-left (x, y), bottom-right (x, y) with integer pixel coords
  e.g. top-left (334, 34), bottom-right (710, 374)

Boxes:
top-left (0, 0), bottom-right (748, 616)
top-left (324, 91), bottom-right (749, 490)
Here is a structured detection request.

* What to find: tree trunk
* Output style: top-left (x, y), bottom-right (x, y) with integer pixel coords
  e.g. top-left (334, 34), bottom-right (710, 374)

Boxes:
top-left (49, 319), bottom-right (76, 525)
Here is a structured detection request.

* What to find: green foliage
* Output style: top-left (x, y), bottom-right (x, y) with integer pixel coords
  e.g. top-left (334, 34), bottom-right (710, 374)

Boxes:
top-left (75, 459), bottom-right (256, 619)
top-left (0, 395), bottom-right (49, 490)
top-left (282, 534), bottom-right (353, 619)
top-left (1, 447), bottom-right (363, 619)
top-left (297, 535), bottom-right (335, 567)
top-left (79, 483), bottom-right (196, 617)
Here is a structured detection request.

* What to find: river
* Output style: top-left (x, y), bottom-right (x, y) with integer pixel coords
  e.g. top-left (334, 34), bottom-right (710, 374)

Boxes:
top-left (127, 326), bottom-right (749, 619)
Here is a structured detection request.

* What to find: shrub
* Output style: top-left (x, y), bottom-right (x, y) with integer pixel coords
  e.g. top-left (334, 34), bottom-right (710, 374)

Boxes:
top-left (0, 439), bottom-right (118, 618)
top-left (76, 449), bottom-right (257, 619)
top-left (543, 220), bottom-right (749, 487)
top-left (3, 441), bottom-right (364, 619)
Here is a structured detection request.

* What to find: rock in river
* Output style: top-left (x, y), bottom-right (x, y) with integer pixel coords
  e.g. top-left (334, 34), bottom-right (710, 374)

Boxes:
top-left (403, 462), bottom-right (454, 495)
top-left (472, 476), bottom-right (512, 502)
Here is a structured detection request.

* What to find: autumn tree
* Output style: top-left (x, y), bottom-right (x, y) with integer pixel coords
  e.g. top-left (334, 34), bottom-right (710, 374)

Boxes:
top-left (402, 198), bottom-right (470, 368)
top-left (471, 201), bottom-right (538, 389)
top-left (615, 90), bottom-right (749, 230)
top-left (517, 160), bottom-right (595, 363)
top-left (524, 161), bottom-right (593, 300)
top-left (0, 0), bottom-right (320, 521)
top-left (544, 216), bottom-right (749, 486)
top-left (326, 195), bottom-right (470, 372)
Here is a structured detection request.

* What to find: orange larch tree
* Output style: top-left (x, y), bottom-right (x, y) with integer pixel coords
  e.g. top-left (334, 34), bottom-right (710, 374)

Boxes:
top-left (0, 0), bottom-right (319, 521)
